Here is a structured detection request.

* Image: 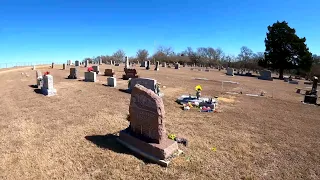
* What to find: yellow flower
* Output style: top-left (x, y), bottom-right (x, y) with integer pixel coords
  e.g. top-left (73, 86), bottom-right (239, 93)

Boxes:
top-left (168, 134), bottom-right (176, 140)
top-left (211, 147), bottom-right (217, 152)
top-left (195, 85), bottom-right (202, 91)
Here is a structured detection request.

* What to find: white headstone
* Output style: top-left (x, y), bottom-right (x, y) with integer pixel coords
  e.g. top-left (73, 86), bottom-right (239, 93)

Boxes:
top-left (125, 56), bottom-right (129, 69)
top-left (107, 77), bottom-right (117, 87)
top-left (41, 75), bottom-right (57, 96)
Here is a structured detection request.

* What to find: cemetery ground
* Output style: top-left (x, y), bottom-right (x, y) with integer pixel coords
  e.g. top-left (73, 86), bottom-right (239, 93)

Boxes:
top-left (0, 64), bottom-right (319, 180)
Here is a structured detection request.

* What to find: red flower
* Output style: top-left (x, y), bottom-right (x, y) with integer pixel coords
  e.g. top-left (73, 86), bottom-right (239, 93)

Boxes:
top-left (44, 71), bottom-right (50, 75)
top-left (87, 67), bottom-right (94, 72)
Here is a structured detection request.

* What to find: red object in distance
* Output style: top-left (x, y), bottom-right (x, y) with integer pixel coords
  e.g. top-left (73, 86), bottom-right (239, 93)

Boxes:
top-left (44, 71), bottom-right (50, 75)
top-left (87, 67), bottom-right (93, 72)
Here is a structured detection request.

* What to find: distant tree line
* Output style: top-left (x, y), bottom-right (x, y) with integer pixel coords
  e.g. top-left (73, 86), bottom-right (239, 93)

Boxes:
top-left (78, 21), bottom-right (319, 79)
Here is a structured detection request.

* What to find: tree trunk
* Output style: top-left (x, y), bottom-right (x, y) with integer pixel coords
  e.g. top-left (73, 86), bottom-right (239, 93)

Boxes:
top-left (279, 68), bottom-right (284, 79)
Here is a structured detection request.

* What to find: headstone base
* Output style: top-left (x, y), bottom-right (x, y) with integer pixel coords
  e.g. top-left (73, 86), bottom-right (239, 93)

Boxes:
top-left (41, 88), bottom-right (57, 96)
top-left (118, 129), bottom-right (181, 166)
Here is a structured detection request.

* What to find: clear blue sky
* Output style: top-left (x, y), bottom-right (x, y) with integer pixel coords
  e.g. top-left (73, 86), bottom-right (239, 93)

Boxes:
top-left (0, 0), bottom-right (319, 64)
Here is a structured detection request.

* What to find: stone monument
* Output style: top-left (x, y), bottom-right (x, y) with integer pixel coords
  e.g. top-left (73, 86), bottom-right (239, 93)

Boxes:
top-left (226, 68), bottom-right (234, 76)
top-left (123, 68), bottom-right (139, 80)
top-left (68, 68), bottom-right (78, 79)
top-left (162, 62), bottom-right (166, 68)
top-left (174, 63), bottom-right (180, 69)
top-left (104, 69), bottom-right (115, 77)
top-left (92, 65), bottom-right (100, 74)
top-left (304, 76), bottom-right (318, 104)
top-left (117, 84), bottom-right (181, 166)
top-left (125, 56), bottom-right (129, 69)
top-left (85, 60), bottom-right (89, 67)
top-left (155, 61), bottom-right (159, 71)
top-left (107, 77), bottom-right (117, 87)
top-left (146, 61), bottom-right (150, 70)
top-left (62, 63), bottom-right (66, 70)
top-left (258, 70), bottom-right (273, 81)
top-left (75, 60), bottom-right (80, 66)
top-left (36, 70), bottom-right (43, 88)
top-left (84, 71), bottom-right (97, 82)
top-left (41, 75), bottom-right (57, 96)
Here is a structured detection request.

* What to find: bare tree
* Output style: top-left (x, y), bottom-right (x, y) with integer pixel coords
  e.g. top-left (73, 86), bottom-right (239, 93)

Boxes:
top-left (136, 49), bottom-right (149, 62)
top-left (112, 49), bottom-right (126, 63)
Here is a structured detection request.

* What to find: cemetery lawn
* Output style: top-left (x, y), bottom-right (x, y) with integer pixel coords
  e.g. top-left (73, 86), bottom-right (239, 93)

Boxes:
top-left (0, 65), bottom-right (319, 179)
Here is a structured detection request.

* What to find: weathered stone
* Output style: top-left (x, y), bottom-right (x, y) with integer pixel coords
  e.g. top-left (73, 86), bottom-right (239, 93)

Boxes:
top-left (41, 75), bottom-right (57, 96)
top-left (125, 56), bottom-right (129, 69)
top-left (155, 61), bottom-right (159, 71)
top-left (118, 84), bottom-right (178, 161)
top-left (85, 72), bottom-right (97, 82)
top-left (85, 60), bottom-right (89, 67)
top-left (51, 63), bottom-right (54, 69)
top-left (68, 68), bottom-right (78, 79)
top-left (75, 60), bottom-right (80, 66)
top-left (123, 68), bottom-right (139, 80)
top-left (62, 63), bottom-right (66, 70)
top-left (259, 70), bottom-right (273, 81)
top-left (36, 70), bottom-right (43, 88)
top-left (129, 84), bottom-right (166, 142)
top-left (162, 62), bottom-right (166, 67)
top-left (174, 63), bottom-right (180, 69)
top-left (99, 58), bottom-right (102, 65)
top-left (92, 65), bottom-right (100, 74)
top-left (140, 61), bottom-right (146, 67)
top-left (146, 61), bottom-right (150, 70)
top-left (226, 68), bottom-right (234, 76)
top-left (107, 77), bottom-right (117, 87)
top-left (104, 69), bottom-right (115, 76)
top-left (129, 78), bottom-right (157, 93)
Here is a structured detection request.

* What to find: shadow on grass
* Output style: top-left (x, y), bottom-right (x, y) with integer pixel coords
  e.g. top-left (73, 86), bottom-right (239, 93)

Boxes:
top-left (85, 134), bottom-right (152, 164)
top-left (29, 85), bottom-right (38, 88)
top-left (119, 89), bottom-right (130, 94)
top-left (33, 89), bottom-right (43, 95)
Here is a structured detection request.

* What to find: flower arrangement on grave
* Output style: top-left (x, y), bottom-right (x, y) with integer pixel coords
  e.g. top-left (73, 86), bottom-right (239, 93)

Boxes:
top-left (44, 71), bottom-right (50, 75)
top-left (195, 85), bottom-right (202, 99)
top-left (87, 67), bottom-right (94, 72)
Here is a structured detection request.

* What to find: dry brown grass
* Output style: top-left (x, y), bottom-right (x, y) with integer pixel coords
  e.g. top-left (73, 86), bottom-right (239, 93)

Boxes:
top-left (0, 64), bottom-right (319, 180)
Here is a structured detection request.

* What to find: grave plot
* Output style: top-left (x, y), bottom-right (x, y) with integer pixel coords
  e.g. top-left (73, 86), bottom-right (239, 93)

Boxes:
top-left (176, 85), bottom-right (218, 112)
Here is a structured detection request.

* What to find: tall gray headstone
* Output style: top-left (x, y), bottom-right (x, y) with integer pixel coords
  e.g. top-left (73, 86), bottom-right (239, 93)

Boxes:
top-left (226, 68), bottom-right (234, 76)
top-left (85, 72), bottom-right (97, 82)
top-left (146, 60), bottom-right (150, 70)
top-left (75, 60), bottom-right (80, 66)
top-left (92, 65), bottom-right (100, 74)
top-left (162, 62), bottom-right (166, 67)
top-left (36, 70), bottom-right (43, 88)
top-left (155, 61), bottom-right (159, 71)
top-left (174, 63), bottom-right (180, 69)
top-left (63, 63), bottom-right (66, 70)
